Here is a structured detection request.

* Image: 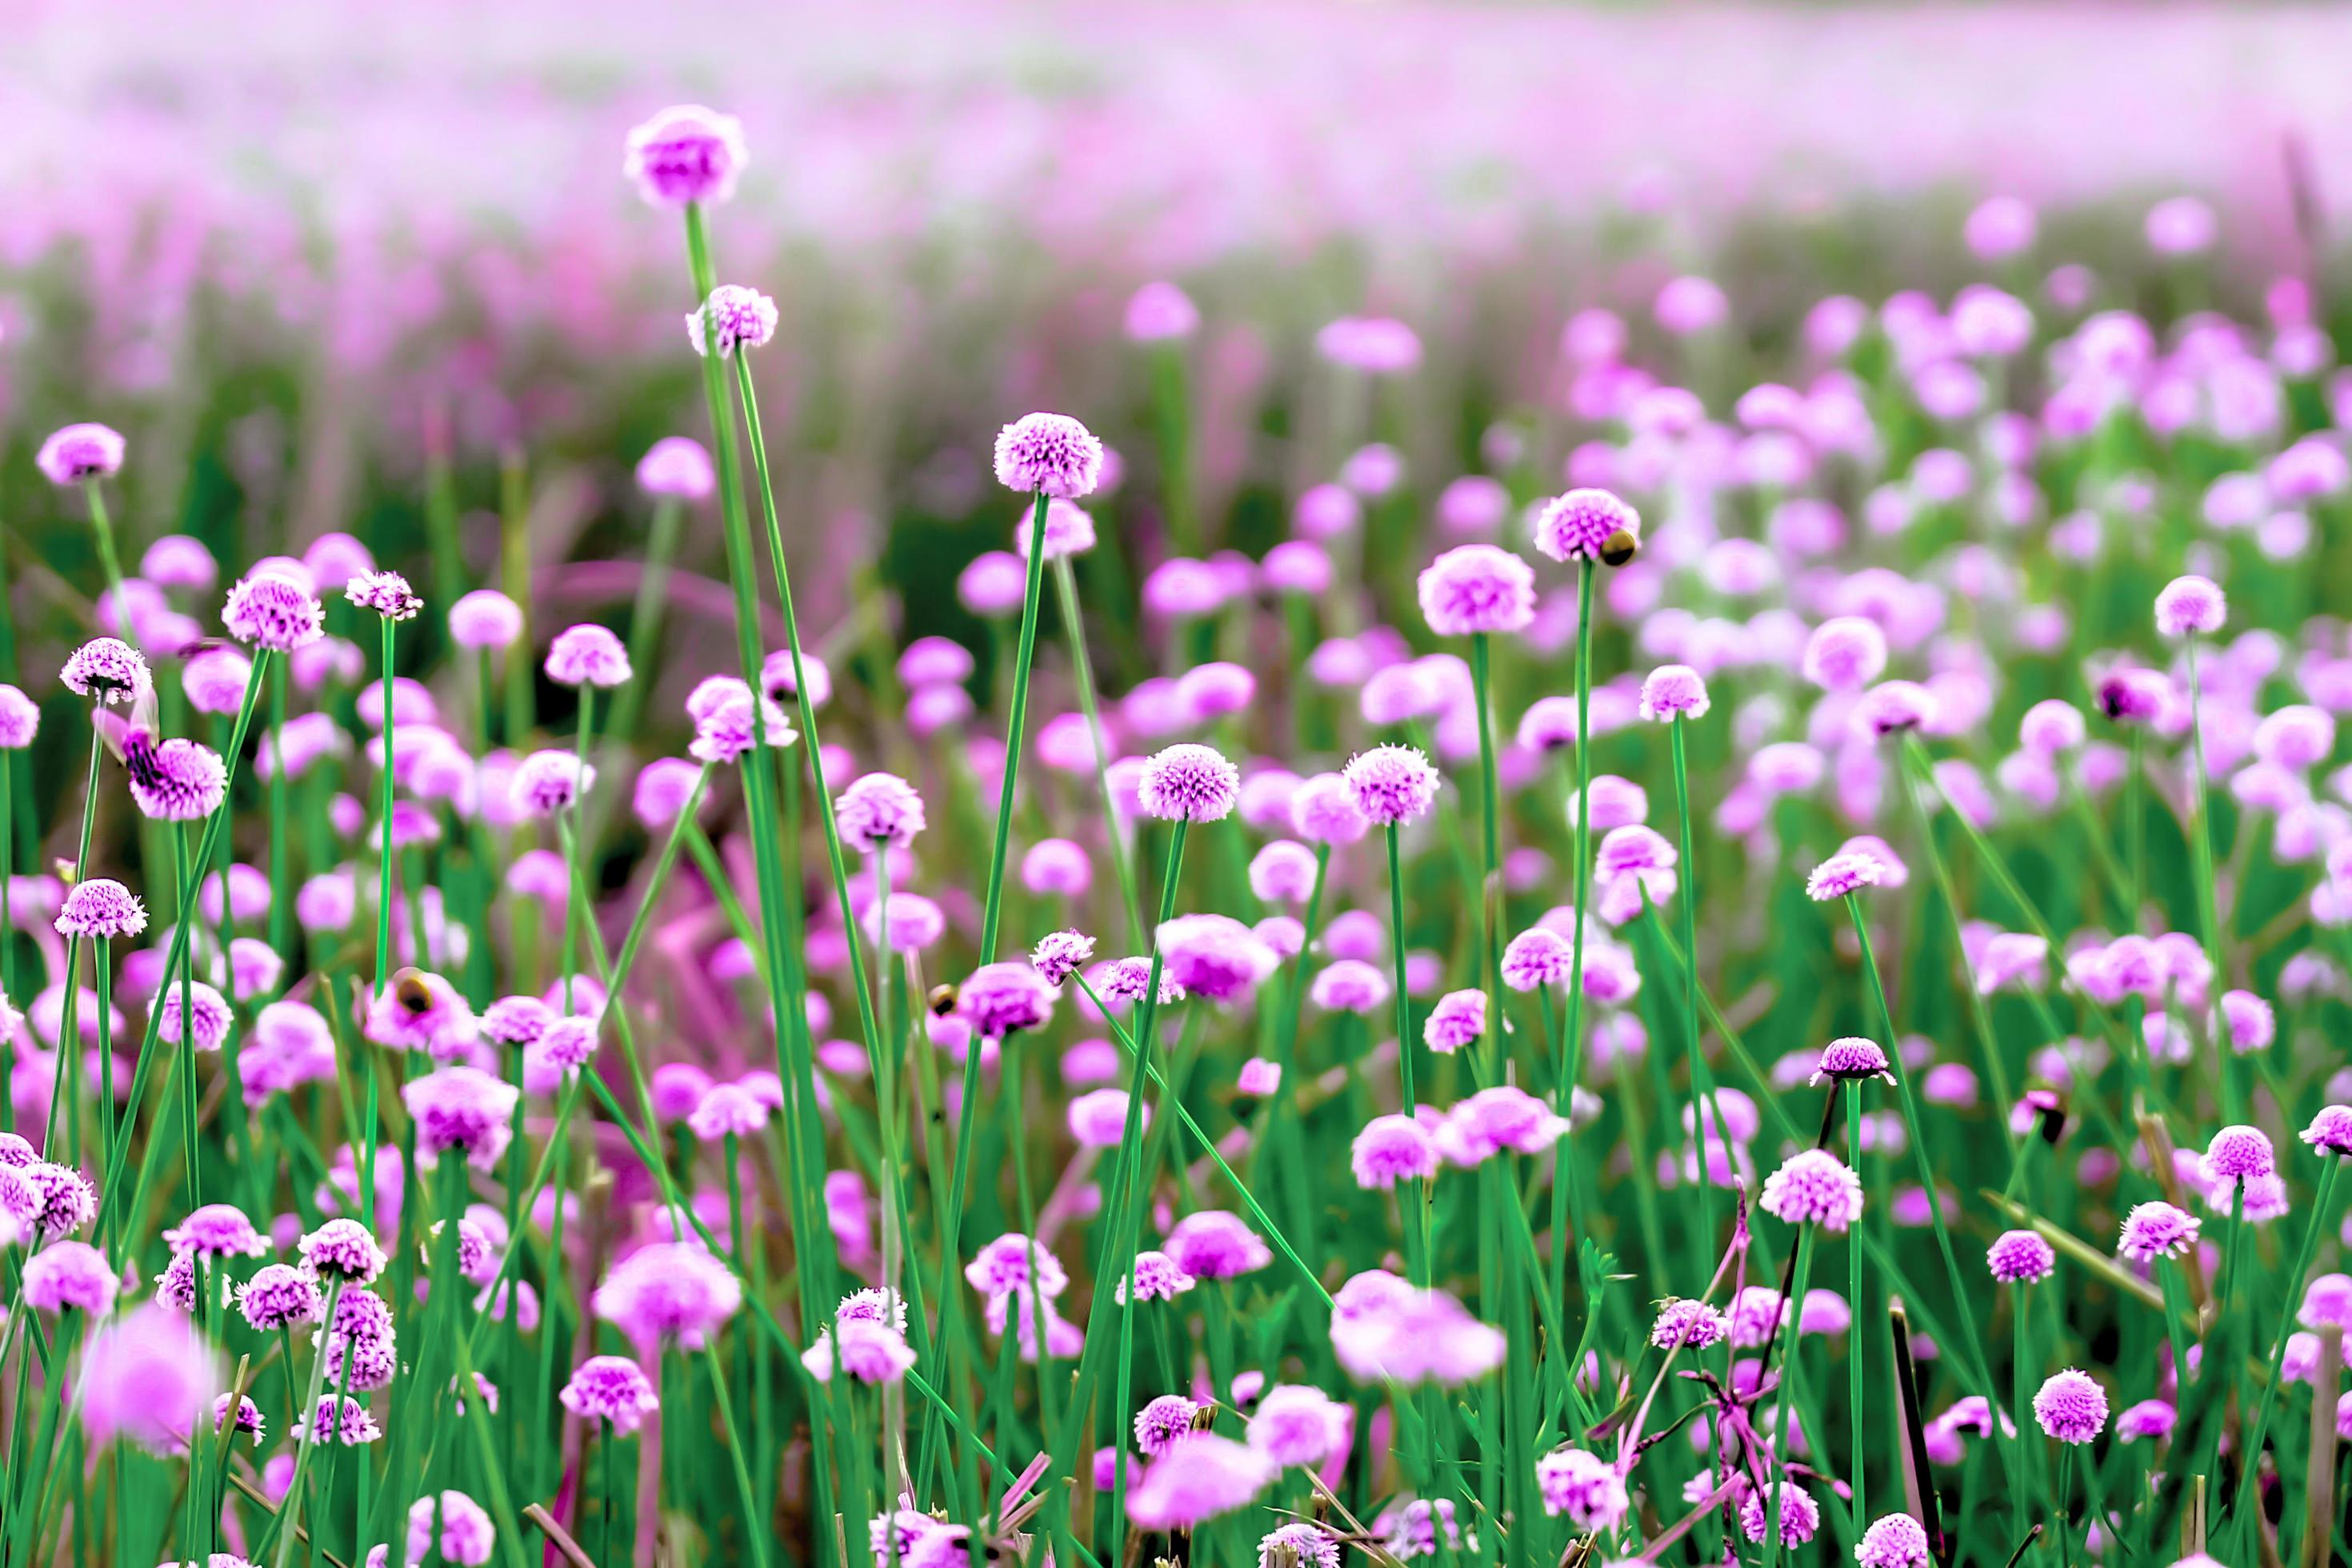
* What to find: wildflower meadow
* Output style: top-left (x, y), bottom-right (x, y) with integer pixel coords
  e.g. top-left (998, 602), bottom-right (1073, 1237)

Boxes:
top-left (5, 12), bottom-right (2352, 1568)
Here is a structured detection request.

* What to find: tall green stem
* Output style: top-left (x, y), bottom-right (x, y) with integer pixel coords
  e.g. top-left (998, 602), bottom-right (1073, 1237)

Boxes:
top-left (1552, 560), bottom-right (1597, 1312)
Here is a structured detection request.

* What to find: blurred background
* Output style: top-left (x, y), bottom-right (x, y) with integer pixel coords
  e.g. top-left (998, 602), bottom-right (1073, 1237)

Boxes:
top-left (3, 2), bottom-right (2346, 731)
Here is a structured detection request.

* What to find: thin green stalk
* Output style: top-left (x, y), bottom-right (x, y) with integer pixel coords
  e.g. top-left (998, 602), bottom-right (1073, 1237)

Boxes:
top-left (1051, 554), bottom-right (1144, 950)
top-left (2234, 1154), bottom-right (2342, 1550)
top-left (2180, 634), bottom-right (2239, 1120)
top-left (703, 1341), bottom-right (772, 1568)
top-left (83, 478), bottom-right (132, 640)
top-left (1846, 1077), bottom-right (1865, 1527)
top-left (1669, 714), bottom-right (1733, 1270)
top-left (374, 616), bottom-right (397, 992)
top-left (268, 654), bottom-right (292, 962)
top-left (1760, 1225), bottom-right (1819, 1568)
top-left (262, 1282), bottom-right (345, 1568)
top-left (1383, 822), bottom-right (1432, 1278)
top-left (1552, 558), bottom-right (1597, 1313)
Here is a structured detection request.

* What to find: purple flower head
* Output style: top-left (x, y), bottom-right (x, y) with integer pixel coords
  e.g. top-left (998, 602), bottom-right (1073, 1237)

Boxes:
top-left (2115, 1398), bottom-right (2176, 1442)
top-left (636, 436), bottom-right (715, 500)
top-left (1030, 930), bottom-right (1096, 988)
top-left (2155, 574), bottom-right (2227, 638)
top-left (1290, 772), bottom-right (1370, 846)
top-left (687, 285), bottom-right (778, 358)
top-left (1854, 679), bottom-right (1942, 738)
top-left (1014, 498), bottom-right (1098, 561)
top-left (446, 590), bottom-right (523, 650)
top-left (0, 684), bottom-right (38, 748)
top-left (964, 1233), bottom-right (1067, 1301)
top-left (1856, 1513), bottom-right (1932, 1568)
top-left (122, 732), bottom-right (227, 822)
top-left (405, 1491), bottom-right (496, 1568)
top-left (222, 572), bottom-right (326, 652)
top-left (1422, 989), bottom-right (1486, 1054)
top-left (166, 1202), bottom-right (269, 1260)
top-left (2202, 1124), bottom-right (2276, 1184)
top-left (1500, 926), bottom-right (1574, 992)
top-left (56, 878), bottom-right (146, 940)
top-left (237, 1263), bottom-right (325, 1331)
top-left (995, 412), bottom-right (1104, 499)
top-left (1417, 544), bottom-right (1535, 638)
top-left (1246, 1385), bottom-right (1347, 1470)
top-left (1317, 315), bottom-right (1422, 374)
top-left (835, 772), bottom-right (926, 848)
top-left (1090, 956), bottom-right (1185, 1009)
top-left (1802, 616), bottom-right (1890, 692)
top-left (2032, 1368), bottom-right (2109, 1443)
top-left (1342, 744), bottom-right (1440, 827)
top-left (480, 995), bottom-right (553, 1050)
top-left (290, 1394), bottom-right (380, 1447)
top-left (689, 1082), bottom-right (771, 1140)
top-left (1126, 1434), bottom-right (1278, 1531)
top-left (622, 105), bottom-right (747, 206)
top-left (402, 1066), bottom-right (520, 1169)
top-left (2301, 1104), bottom-right (2352, 1155)
top-left (1136, 1393), bottom-right (1203, 1457)
top-left (1739, 1483), bottom-right (1822, 1547)
top-left (1139, 743), bottom-right (1241, 823)
top-left (37, 423), bottom-right (126, 486)
top-left (1534, 1447), bottom-right (1627, 1530)
top-left (958, 962), bottom-right (1056, 1038)
top-left (1811, 1035), bottom-right (1892, 1086)
top-left (1351, 1114), bottom-right (1439, 1190)
top-left (365, 970), bottom-right (478, 1062)
top-left (22, 1239), bottom-right (118, 1314)
top-left (544, 624), bottom-right (630, 688)
top-left (592, 1242), bottom-right (742, 1350)
top-left (1987, 1229), bottom-right (2057, 1283)
top-left (1310, 959), bottom-right (1390, 1016)
top-left (1638, 664), bottom-right (1710, 720)
top-left (76, 1303), bottom-right (223, 1455)
top-left (1531, 488), bottom-right (1639, 564)
top-left (1449, 1086), bottom-right (1569, 1160)
top-left (61, 638), bottom-right (150, 706)
top-left (1126, 281), bottom-right (1200, 342)
top-left (511, 749), bottom-right (594, 817)
top-left (1650, 1297), bottom-right (1730, 1350)
top-left (2118, 1201), bottom-right (2201, 1260)
top-left (1157, 914), bottom-right (1279, 1002)
top-left (154, 979), bottom-right (232, 1052)
top-left (2096, 667), bottom-right (2169, 724)
top-left (1760, 1149), bottom-right (1865, 1232)
top-left (1166, 1210), bottom-right (1272, 1280)
top-left (346, 571), bottom-right (422, 622)
top-left (1806, 850), bottom-right (1887, 901)
top-left (26, 1162), bottom-right (98, 1236)
top-left (300, 1218), bottom-right (388, 1285)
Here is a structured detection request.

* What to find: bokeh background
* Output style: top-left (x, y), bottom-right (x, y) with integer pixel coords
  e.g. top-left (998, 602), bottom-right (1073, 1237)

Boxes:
top-left (5, 1), bottom-right (2347, 742)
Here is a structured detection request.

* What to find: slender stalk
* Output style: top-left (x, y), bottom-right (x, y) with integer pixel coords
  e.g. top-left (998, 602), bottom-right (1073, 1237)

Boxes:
top-left (374, 616), bottom-right (397, 992)
top-left (263, 1282), bottom-right (346, 1568)
top-left (1846, 1077), bottom-right (1865, 1528)
top-left (1383, 822), bottom-right (1431, 1276)
top-left (1553, 558), bottom-right (1597, 1312)
top-left (83, 478), bottom-right (132, 638)
top-left (1051, 554), bottom-right (1144, 949)
top-left (1760, 1225), bottom-right (1819, 1568)
top-left (2179, 634), bottom-right (2238, 1120)
top-left (2235, 1154), bottom-right (2343, 1550)
top-left (1669, 715), bottom-right (1733, 1268)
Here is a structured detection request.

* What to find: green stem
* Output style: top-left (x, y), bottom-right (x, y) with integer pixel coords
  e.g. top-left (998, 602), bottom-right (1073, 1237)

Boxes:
top-left (1552, 559), bottom-right (1597, 1313)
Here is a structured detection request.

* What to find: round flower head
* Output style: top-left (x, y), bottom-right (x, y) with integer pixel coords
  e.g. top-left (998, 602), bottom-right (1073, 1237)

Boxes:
top-left (2032, 1368), bottom-right (2108, 1443)
top-left (57, 878), bottom-right (147, 940)
top-left (1139, 743), bottom-right (1240, 823)
top-left (1856, 1513), bottom-right (1932, 1568)
top-left (1310, 959), bottom-right (1390, 1015)
top-left (1015, 498), bottom-right (1098, 561)
top-left (2118, 1201), bottom-right (2201, 1261)
top-left (301, 1218), bottom-right (388, 1285)
top-left (1351, 1114), bottom-right (1440, 1190)
top-left (61, 638), bottom-right (150, 706)
top-left (994, 412), bottom-right (1105, 499)
top-left (25, 1162), bottom-right (97, 1236)
top-left (957, 962), bottom-right (1056, 1038)
top-left (166, 1202), bottom-right (269, 1260)
top-left (2301, 1104), bottom-right (2352, 1154)
top-left (1638, 665), bottom-right (1710, 720)
top-left (124, 734), bottom-right (227, 822)
top-left (1854, 680), bottom-right (1941, 738)
top-left (1737, 1483), bottom-right (1822, 1548)
top-left (511, 750), bottom-right (594, 816)
top-left (1030, 930), bottom-right (1096, 988)
top-left (1801, 616), bottom-right (1889, 692)
top-left (22, 1239), bottom-right (118, 1314)
top-left (1650, 1298), bottom-right (1730, 1350)
top-left (687, 285), bottom-right (778, 358)
top-left (346, 571), bottom-right (422, 622)
top-left (402, 1066), bottom-right (521, 1169)
top-left (1812, 1036), bottom-right (1892, 1086)
top-left (637, 435), bottom-right (716, 500)
top-left (835, 772), bottom-right (926, 847)
top-left (1760, 1148), bottom-right (1865, 1231)
top-left (2097, 667), bottom-right (2170, 724)
top-left (37, 423), bottom-right (126, 486)
top-left (1806, 850), bottom-right (1887, 901)
top-left (1166, 1210), bottom-right (1273, 1280)
top-left (1290, 773), bottom-right (1370, 846)
top-left (1122, 1249), bottom-right (1197, 1303)
top-left (1126, 1433), bottom-right (1279, 1531)
top-left (592, 1242), bottom-right (742, 1349)
top-left (1135, 1394), bottom-right (1202, 1457)
top-left (1501, 926), bottom-right (1574, 991)
top-left (1157, 914), bottom-right (1279, 1002)
top-left (1422, 989), bottom-right (1486, 1054)
top-left (1417, 545), bottom-right (1536, 638)
top-left (0, 684), bottom-right (38, 748)
top-left (446, 590), bottom-right (523, 651)
top-left (1343, 745), bottom-right (1440, 827)
top-left (1987, 1229), bottom-right (2056, 1283)
top-left (1534, 1447), bottom-right (1627, 1530)
top-left (688, 1082), bottom-right (770, 1140)
top-left (544, 624), bottom-right (630, 688)
top-left (222, 572), bottom-right (325, 652)
top-left (622, 104), bottom-right (747, 206)
top-left (154, 980), bottom-right (233, 1051)
top-left (405, 1491), bottom-right (496, 1568)
top-left (2202, 1124), bottom-right (2277, 1184)
top-left (237, 1263), bottom-right (325, 1331)
top-left (2155, 574), bottom-right (2226, 638)
top-left (1532, 488), bottom-right (1639, 564)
